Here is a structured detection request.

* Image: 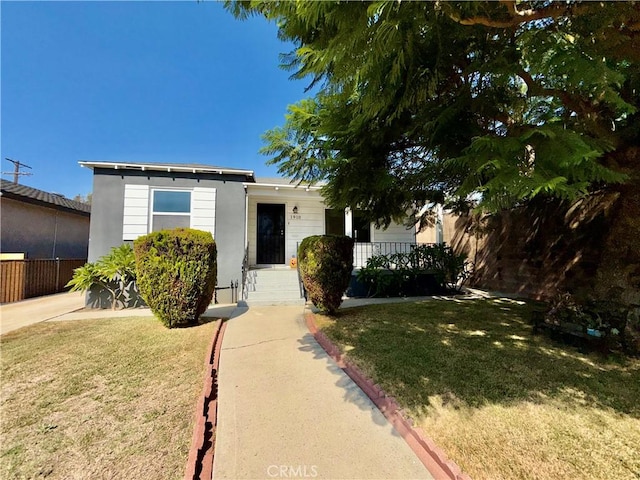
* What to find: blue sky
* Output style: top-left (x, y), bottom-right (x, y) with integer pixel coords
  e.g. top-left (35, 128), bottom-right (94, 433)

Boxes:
top-left (1, 1), bottom-right (310, 199)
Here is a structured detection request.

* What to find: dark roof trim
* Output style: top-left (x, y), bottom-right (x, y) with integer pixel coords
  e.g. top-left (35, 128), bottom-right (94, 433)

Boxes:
top-left (79, 160), bottom-right (255, 180)
top-left (245, 180), bottom-right (323, 191)
top-left (0, 179), bottom-right (91, 215)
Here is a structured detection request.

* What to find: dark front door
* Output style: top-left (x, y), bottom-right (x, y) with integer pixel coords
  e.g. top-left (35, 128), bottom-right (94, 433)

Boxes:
top-left (257, 203), bottom-right (286, 264)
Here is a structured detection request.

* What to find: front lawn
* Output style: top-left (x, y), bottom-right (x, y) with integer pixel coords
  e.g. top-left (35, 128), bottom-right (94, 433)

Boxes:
top-left (1, 316), bottom-right (216, 480)
top-left (316, 298), bottom-right (640, 480)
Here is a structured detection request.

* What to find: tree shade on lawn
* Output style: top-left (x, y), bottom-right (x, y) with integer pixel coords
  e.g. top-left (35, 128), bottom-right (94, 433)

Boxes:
top-left (315, 299), bottom-right (640, 480)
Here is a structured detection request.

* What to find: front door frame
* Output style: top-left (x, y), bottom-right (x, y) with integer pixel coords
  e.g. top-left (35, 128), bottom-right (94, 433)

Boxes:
top-left (256, 203), bottom-right (286, 264)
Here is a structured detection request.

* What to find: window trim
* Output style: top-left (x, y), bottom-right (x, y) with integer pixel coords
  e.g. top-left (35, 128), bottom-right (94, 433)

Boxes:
top-left (150, 188), bottom-right (193, 232)
top-left (123, 184), bottom-right (216, 241)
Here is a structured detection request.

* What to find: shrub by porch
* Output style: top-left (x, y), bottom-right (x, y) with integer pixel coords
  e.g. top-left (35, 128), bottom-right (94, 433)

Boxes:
top-left (298, 235), bottom-right (354, 314)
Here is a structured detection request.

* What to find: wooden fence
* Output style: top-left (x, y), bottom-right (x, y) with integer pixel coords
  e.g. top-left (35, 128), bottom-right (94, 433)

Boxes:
top-left (1, 259), bottom-right (86, 303)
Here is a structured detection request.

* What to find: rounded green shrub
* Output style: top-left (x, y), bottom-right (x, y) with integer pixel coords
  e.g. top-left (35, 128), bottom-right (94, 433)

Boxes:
top-left (298, 235), bottom-right (354, 314)
top-left (133, 228), bottom-right (217, 328)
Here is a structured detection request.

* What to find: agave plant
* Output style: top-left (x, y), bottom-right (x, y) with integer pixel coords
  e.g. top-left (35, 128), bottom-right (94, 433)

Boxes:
top-left (66, 244), bottom-right (137, 310)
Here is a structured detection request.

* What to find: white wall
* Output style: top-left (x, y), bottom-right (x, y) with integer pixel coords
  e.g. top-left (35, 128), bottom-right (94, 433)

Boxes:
top-left (247, 188), bottom-right (326, 265)
top-left (246, 186), bottom-right (416, 266)
top-left (372, 220), bottom-right (416, 243)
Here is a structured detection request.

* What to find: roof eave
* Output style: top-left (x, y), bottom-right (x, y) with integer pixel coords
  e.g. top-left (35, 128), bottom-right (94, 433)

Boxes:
top-left (79, 161), bottom-right (255, 178)
top-left (244, 182), bottom-right (323, 191)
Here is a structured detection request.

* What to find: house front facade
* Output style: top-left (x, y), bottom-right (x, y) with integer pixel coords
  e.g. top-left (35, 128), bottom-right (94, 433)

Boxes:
top-left (81, 161), bottom-right (416, 304)
top-left (245, 179), bottom-right (417, 268)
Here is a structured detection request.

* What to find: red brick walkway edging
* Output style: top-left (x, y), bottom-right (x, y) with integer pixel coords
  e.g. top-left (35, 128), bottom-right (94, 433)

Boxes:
top-left (184, 319), bottom-right (227, 480)
top-left (305, 312), bottom-right (471, 480)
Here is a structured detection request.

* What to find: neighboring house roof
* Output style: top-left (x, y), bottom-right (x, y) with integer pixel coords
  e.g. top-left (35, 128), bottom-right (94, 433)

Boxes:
top-left (79, 160), bottom-right (255, 180)
top-left (0, 179), bottom-right (91, 216)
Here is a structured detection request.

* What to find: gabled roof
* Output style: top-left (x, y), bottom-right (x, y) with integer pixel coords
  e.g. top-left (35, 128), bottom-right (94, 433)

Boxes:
top-left (79, 160), bottom-right (255, 180)
top-left (0, 179), bottom-right (91, 215)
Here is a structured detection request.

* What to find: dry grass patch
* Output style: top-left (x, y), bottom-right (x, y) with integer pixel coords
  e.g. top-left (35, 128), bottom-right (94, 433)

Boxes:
top-left (317, 298), bottom-right (640, 480)
top-left (1, 316), bottom-right (216, 480)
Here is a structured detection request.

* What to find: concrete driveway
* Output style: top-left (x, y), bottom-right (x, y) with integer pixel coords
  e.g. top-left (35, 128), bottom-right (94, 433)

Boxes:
top-left (0, 291), bottom-right (85, 335)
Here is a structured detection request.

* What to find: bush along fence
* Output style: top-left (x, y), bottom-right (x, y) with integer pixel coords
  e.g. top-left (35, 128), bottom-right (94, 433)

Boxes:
top-left (534, 292), bottom-right (640, 355)
top-left (1, 258), bottom-right (86, 303)
top-left (353, 243), bottom-right (472, 298)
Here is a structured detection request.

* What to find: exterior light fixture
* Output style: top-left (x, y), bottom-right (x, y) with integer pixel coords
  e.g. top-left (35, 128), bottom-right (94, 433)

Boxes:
top-left (292, 206), bottom-right (298, 214)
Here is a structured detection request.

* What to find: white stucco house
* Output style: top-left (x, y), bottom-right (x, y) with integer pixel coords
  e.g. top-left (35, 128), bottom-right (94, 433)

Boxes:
top-left (245, 178), bottom-right (416, 267)
top-left (81, 161), bottom-right (416, 305)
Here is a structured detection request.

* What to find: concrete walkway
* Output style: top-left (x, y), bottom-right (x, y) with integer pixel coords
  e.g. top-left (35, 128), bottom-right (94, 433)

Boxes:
top-left (0, 291), bottom-right (85, 335)
top-left (213, 305), bottom-right (433, 480)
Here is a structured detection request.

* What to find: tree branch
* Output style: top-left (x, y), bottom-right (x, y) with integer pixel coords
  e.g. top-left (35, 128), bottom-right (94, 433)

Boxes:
top-left (515, 68), bottom-right (584, 114)
top-left (448, 2), bottom-right (592, 28)
top-left (499, 0), bottom-right (519, 18)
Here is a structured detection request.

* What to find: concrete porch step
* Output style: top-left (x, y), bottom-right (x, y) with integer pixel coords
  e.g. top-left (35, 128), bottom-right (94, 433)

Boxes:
top-left (243, 267), bottom-right (304, 306)
top-left (244, 283), bottom-right (301, 291)
top-left (246, 290), bottom-right (303, 301)
top-left (243, 297), bottom-right (306, 307)
top-left (246, 271), bottom-right (299, 280)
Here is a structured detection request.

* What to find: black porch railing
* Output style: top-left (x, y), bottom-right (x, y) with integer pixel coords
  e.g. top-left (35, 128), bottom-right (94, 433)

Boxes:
top-left (241, 242), bottom-right (249, 301)
top-left (294, 241), bottom-right (431, 270)
top-left (215, 280), bottom-right (239, 304)
top-left (295, 243), bottom-right (306, 300)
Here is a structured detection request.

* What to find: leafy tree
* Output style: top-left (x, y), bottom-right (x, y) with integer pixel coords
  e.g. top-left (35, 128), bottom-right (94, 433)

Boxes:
top-left (66, 244), bottom-right (137, 310)
top-left (72, 193), bottom-right (92, 205)
top-left (227, 1), bottom-right (639, 225)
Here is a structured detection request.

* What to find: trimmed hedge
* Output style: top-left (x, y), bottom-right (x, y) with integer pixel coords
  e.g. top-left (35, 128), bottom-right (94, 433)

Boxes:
top-left (133, 228), bottom-right (217, 328)
top-left (298, 235), bottom-right (354, 314)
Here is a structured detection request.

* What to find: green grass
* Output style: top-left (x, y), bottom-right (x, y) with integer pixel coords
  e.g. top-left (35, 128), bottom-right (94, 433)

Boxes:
top-left (316, 298), bottom-right (640, 480)
top-left (1, 316), bottom-right (216, 480)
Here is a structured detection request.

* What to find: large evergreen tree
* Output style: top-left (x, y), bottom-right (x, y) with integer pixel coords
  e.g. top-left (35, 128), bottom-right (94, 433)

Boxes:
top-left (228, 1), bottom-right (639, 226)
